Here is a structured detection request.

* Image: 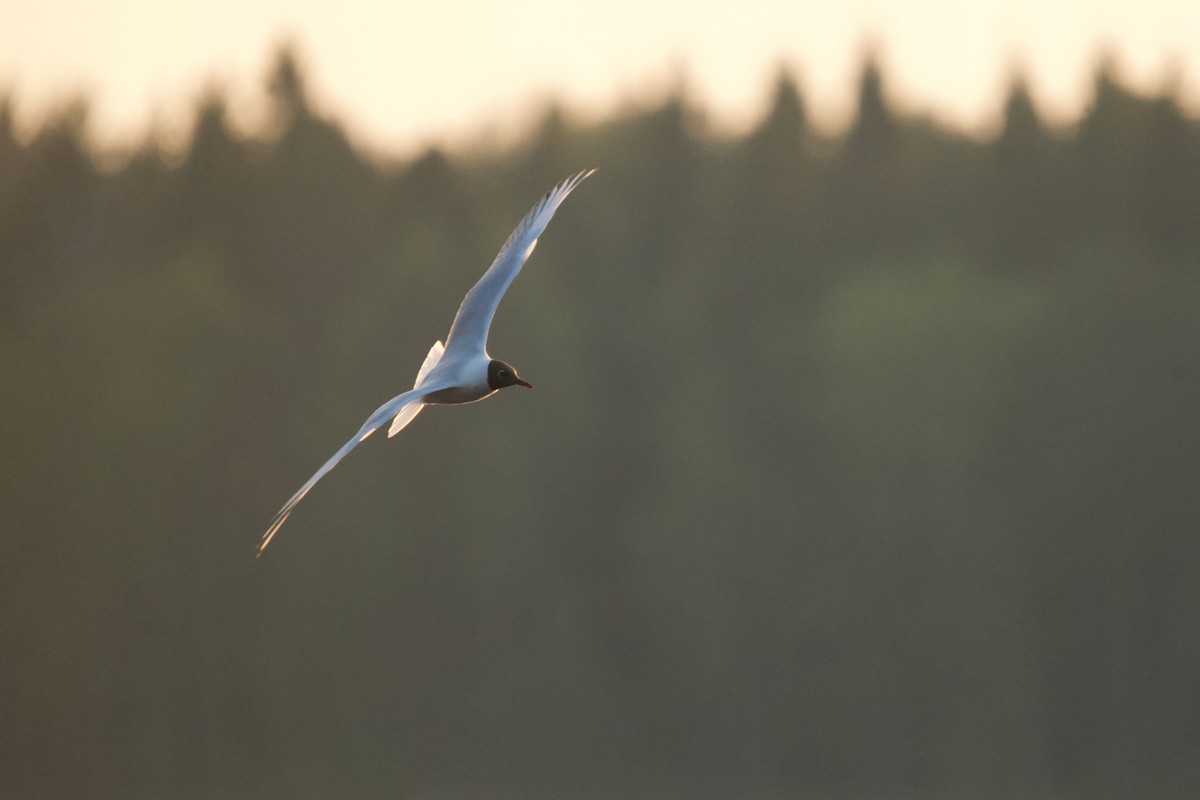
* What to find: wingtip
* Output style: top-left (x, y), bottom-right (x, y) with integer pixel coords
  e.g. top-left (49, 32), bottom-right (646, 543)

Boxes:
top-left (255, 532), bottom-right (273, 559)
top-left (256, 506), bottom-right (291, 557)
top-left (555, 168), bottom-right (596, 196)
top-left (255, 532), bottom-right (277, 559)
top-left (538, 169), bottom-right (596, 206)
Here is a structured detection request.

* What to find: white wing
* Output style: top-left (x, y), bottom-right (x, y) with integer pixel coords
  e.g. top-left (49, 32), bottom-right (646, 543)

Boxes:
top-left (413, 340), bottom-right (445, 387)
top-left (442, 169), bottom-right (595, 358)
top-left (257, 379), bottom-right (454, 556)
top-left (387, 340), bottom-right (445, 438)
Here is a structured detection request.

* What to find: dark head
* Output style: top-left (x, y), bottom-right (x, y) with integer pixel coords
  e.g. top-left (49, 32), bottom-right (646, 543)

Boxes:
top-left (487, 359), bottom-right (533, 391)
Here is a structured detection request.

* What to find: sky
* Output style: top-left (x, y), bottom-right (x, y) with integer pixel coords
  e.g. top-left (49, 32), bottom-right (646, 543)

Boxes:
top-left (1, 0), bottom-right (1198, 156)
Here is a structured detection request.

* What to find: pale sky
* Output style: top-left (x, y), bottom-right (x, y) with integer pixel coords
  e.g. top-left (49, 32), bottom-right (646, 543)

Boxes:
top-left (1, 0), bottom-right (1197, 156)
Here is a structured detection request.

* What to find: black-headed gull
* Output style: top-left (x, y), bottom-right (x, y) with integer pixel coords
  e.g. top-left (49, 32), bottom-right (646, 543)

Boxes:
top-left (258, 169), bottom-right (595, 555)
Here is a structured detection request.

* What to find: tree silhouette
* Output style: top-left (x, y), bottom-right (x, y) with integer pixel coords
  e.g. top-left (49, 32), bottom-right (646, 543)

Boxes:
top-left (981, 69), bottom-right (1062, 271)
top-left (834, 48), bottom-right (903, 252)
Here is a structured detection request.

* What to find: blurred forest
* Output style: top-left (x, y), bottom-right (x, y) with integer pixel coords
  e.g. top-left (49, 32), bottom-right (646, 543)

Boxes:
top-left (2, 45), bottom-right (1199, 799)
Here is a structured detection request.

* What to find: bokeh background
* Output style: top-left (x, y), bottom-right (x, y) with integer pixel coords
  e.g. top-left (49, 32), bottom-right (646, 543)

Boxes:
top-left (3, 3), bottom-right (1200, 798)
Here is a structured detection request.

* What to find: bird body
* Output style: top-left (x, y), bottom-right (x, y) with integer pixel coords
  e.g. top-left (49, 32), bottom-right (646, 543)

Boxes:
top-left (257, 169), bottom-right (595, 556)
top-left (417, 351), bottom-right (495, 406)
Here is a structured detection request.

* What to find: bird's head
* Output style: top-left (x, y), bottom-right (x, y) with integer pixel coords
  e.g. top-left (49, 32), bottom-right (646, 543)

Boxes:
top-left (488, 359), bottom-right (533, 391)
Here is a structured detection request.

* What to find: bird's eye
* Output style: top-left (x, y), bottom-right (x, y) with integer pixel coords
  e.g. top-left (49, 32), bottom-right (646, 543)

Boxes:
top-left (498, 369), bottom-right (508, 377)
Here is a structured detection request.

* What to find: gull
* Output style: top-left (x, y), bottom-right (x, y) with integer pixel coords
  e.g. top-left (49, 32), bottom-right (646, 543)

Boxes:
top-left (258, 169), bottom-right (595, 556)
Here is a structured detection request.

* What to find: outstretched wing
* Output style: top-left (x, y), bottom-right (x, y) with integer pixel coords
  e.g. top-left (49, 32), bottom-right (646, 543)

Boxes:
top-left (442, 169), bottom-right (595, 358)
top-left (257, 380), bottom-right (454, 556)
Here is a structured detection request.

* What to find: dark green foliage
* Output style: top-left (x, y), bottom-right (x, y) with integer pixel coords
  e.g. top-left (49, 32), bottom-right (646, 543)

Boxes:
top-left (2, 46), bottom-right (1199, 798)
